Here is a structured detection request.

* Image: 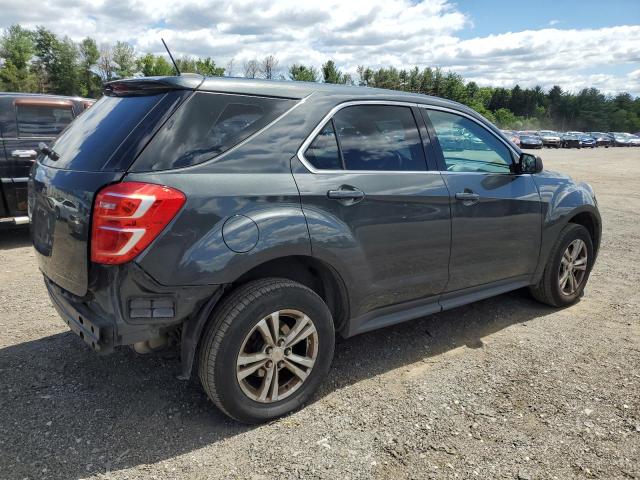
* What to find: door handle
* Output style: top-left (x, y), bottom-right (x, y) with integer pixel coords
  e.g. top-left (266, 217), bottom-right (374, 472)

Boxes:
top-left (11, 149), bottom-right (38, 159)
top-left (327, 187), bottom-right (365, 203)
top-left (455, 191), bottom-right (480, 205)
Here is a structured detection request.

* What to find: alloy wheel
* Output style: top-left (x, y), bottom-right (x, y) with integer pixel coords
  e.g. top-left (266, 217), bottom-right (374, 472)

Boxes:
top-left (236, 309), bottom-right (318, 403)
top-left (558, 239), bottom-right (588, 296)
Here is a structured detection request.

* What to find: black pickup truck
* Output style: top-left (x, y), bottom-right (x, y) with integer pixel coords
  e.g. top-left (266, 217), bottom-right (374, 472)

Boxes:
top-left (0, 93), bottom-right (93, 226)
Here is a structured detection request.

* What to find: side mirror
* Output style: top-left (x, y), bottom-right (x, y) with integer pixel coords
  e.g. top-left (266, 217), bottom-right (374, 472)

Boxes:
top-left (519, 152), bottom-right (543, 174)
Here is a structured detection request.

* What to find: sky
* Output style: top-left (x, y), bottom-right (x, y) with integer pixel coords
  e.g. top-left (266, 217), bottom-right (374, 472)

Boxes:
top-left (1, 0), bottom-right (639, 95)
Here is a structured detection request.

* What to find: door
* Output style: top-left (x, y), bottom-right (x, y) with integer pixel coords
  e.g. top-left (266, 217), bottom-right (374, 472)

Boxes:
top-left (0, 106), bottom-right (9, 218)
top-left (3, 98), bottom-right (75, 217)
top-left (423, 107), bottom-right (542, 292)
top-left (292, 102), bottom-right (451, 318)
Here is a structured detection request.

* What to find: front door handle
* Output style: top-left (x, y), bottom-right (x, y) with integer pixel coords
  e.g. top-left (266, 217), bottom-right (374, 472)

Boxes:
top-left (11, 149), bottom-right (38, 159)
top-left (327, 187), bottom-right (365, 204)
top-left (455, 191), bottom-right (480, 205)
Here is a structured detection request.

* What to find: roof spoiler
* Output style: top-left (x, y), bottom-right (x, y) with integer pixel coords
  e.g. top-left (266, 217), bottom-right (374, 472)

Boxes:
top-left (104, 74), bottom-right (205, 97)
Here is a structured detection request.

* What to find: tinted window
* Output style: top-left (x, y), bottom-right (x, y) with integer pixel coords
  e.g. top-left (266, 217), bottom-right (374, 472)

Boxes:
top-left (332, 105), bottom-right (426, 171)
top-left (45, 93), bottom-right (169, 171)
top-left (305, 121), bottom-right (342, 170)
top-left (428, 110), bottom-right (513, 173)
top-left (17, 105), bottom-right (74, 137)
top-left (137, 92), bottom-right (296, 170)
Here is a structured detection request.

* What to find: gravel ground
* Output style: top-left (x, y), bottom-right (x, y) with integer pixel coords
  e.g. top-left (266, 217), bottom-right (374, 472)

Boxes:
top-left (1, 147), bottom-right (638, 480)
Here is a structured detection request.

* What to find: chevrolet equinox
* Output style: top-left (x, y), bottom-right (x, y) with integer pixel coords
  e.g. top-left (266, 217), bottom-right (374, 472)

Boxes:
top-left (28, 75), bottom-right (601, 423)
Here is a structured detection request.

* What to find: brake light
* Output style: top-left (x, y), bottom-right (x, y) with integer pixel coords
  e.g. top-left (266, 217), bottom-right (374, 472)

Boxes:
top-left (91, 182), bottom-right (185, 264)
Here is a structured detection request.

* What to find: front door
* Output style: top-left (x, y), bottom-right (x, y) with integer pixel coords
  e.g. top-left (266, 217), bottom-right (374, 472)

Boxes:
top-left (292, 102), bottom-right (451, 319)
top-left (423, 108), bottom-right (542, 292)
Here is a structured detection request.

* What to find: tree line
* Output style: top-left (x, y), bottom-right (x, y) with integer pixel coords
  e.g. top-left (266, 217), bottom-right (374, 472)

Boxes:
top-left (1, 24), bottom-right (639, 132)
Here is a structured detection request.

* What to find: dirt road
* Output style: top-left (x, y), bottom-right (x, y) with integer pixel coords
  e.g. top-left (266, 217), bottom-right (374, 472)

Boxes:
top-left (1, 147), bottom-right (638, 479)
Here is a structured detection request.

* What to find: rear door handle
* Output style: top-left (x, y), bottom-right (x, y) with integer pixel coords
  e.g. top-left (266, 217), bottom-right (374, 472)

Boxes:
top-left (327, 187), bottom-right (365, 203)
top-left (11, 149), bottom-right (38, 159)
top-left (455, 191), bottom-right (480, 205)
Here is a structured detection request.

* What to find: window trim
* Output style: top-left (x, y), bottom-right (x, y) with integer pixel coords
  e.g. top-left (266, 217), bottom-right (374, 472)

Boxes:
top-left (419, 105), bottom-right (520, 174)
top-left (297, 100), bottom-right (434, 174)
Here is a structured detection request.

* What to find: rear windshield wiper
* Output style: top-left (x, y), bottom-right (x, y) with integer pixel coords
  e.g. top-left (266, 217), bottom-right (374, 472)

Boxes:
top-left (38, 142), bottom-right (60, 161)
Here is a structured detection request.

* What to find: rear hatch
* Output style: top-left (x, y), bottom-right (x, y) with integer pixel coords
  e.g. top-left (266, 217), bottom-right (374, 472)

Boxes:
top-left (29, 79), bottom-right (195, 296)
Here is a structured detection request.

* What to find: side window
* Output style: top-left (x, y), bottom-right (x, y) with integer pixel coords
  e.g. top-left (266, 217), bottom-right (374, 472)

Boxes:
top-left (427, 110), bottom-right (513, 173)
top-left (305, 121), bottom-right (342, 170)
top-left (137, 92), bottom-right (296, 170)
top-left (16, 105), bottom-right (74, 137)
top-left (333, 105), bottom-right (426, 171)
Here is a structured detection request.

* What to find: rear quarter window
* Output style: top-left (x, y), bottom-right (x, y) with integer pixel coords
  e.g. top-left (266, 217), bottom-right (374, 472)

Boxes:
top-left (133, 92), bottom-right (296, 171)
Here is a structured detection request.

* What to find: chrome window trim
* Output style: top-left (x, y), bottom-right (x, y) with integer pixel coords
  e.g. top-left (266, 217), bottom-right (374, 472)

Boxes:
top-left (418, 104), bottom-right (520, 160)
top-left (296, 100), bottom-right (440, 175)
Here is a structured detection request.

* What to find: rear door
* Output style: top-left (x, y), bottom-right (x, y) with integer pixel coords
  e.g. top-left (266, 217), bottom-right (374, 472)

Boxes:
top-left (3, 98), bottom-right (76, 217)
top-left (422, 107), bottom-right (542, 292)
top-left (292, 102), bottom-right (451, 320)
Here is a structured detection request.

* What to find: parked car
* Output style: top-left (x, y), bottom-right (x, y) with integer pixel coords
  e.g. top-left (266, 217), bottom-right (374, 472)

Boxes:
top-left (0, 93), bottom-right (93, 226)
top-left (561, 132), bottom-right (581, 148)
top-left (537, 130), bottom-right (561, 148)
top-left (29, 75), bottom-right (601, 423)
top-left (517, 131), bottom-right (543, 149)
top-left (500, 129), bottom-right (521, 147)
top-left (588, 132), bottom-right (612, 148)
top-left (609, 132), bottom-right (633, 147)
top-left (578, 134), bottom-right (596, 148)
top-left (627, 134), bottom-right (640, 147)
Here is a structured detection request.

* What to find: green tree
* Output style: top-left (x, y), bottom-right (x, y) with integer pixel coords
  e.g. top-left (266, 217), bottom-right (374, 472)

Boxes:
top-left (322, 60), bottom-right (347, 84)
top-left (112, 41), bottom-right (136, 78)
top-left (195, 57), bottom-right (224, 76)
top-left (0, 24), bottom-right (34, 70)
top-left (32, 27), bottom-right (80, 95)
top-left (32, 26), bottom-right (59, 91)
top-left (78, 37), bottom-right (101, 97)
top-left (51, 36), bottom-right (80, 95)
top-left (288, 64), bottom-right (319, 82)
top-left (493, 108), bottom-right (519, 128)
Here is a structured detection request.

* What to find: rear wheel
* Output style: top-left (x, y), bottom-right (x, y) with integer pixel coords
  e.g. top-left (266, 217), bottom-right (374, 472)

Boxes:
top-left (198, 278), bottom-right (335, 423)
top-left (530, 224), bottom-right (594, 307)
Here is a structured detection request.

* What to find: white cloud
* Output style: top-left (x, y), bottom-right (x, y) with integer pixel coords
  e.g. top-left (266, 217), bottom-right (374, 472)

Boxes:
top-left (548, 19), bottom-right (561, 26)
top-left (1, 0), bottom-right (639, 95)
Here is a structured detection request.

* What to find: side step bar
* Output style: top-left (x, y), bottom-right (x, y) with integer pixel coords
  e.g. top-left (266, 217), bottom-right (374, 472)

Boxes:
top-left (0, 216), bottom-right (29, 225)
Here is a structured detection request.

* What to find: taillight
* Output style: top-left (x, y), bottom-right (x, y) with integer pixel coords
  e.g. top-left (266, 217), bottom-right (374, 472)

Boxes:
top-left (91, 182), bottom-right (185, 264)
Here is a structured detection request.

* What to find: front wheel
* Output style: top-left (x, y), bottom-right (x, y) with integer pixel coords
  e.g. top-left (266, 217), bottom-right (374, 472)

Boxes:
top-left (530, 224), bottom-right (594, 307)
top-left (198, 278), bottom-right (335, 423)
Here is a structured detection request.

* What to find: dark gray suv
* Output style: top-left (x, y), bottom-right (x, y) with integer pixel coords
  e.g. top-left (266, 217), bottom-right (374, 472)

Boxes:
top-left (28, 75), bottom-right (601, 423)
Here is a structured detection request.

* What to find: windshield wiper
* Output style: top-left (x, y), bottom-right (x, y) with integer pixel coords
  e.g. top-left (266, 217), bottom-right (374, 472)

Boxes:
top-left (38, 142), bottom-right (60, 161)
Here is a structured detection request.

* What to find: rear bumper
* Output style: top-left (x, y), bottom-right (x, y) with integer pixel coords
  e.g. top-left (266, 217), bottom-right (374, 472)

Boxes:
top-left (46, 277), bottom-right (116, 353)
top-left (44, 262), bottom-right (220, 354)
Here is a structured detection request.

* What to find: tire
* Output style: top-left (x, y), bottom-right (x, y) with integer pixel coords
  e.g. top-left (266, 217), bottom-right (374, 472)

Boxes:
top-left (198, 278), bottom-right (335, 423)
top-left (530, 224), bottom-right (594, 307)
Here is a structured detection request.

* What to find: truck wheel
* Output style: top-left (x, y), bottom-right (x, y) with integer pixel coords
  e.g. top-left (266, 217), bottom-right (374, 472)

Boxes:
top-left (530, 224), bottom-right (594, 307)
top-left (198, 278), bottom-right (335, 423)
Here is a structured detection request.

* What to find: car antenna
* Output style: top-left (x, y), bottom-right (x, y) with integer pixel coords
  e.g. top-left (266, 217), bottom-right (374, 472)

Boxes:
top-left (161, 38), bottom-right (181, 76)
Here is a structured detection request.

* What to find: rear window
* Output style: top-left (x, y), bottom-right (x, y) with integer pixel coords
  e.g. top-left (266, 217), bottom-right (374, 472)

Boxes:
top-left (133, 92), bottom-right (296, 171)
top-left (17, 105), bottom-right (74, 137)
top-left (44, 93), bottom-right (174, 171)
